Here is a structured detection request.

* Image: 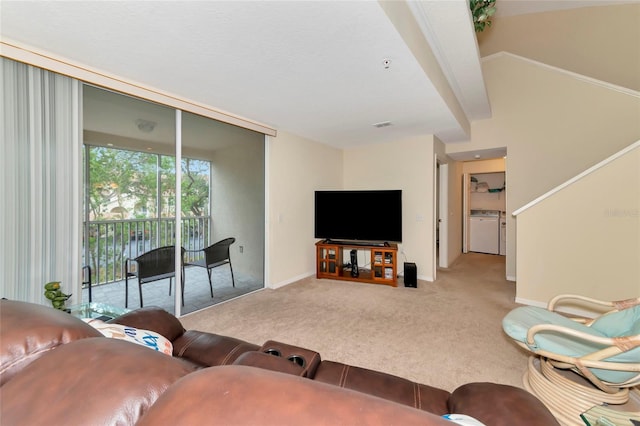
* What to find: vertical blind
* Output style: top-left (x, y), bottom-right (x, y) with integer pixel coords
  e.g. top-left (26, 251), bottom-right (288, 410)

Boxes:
top-left (1, 57), bottom-right (81, 304)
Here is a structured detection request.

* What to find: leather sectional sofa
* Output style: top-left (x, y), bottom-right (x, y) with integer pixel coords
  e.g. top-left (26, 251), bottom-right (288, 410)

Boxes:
top-left (0, 300), bottom-right (558, 425)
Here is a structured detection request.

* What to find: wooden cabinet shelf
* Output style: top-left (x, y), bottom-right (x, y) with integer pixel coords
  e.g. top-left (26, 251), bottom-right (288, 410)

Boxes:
top-left (316, 241), bottom-right (398, 287)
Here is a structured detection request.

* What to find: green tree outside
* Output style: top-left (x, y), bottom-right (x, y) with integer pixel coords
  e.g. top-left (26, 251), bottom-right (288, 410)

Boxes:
top-left (84, 146), bottom-right (210, 284)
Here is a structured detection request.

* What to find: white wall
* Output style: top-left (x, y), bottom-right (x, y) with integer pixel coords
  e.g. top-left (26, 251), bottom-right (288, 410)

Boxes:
top-left (477, 3), bottom-right (640, 92)
top-left (267, 131), bottom-right (343, 287)
top-left (447, 53), bottom-right (640, 284)
top-left (515, 144), bottom-right (640, 303)
top-left (268, 132), bottom-right (445, 285)
top-left (343, 135), bottom-right (438, 281)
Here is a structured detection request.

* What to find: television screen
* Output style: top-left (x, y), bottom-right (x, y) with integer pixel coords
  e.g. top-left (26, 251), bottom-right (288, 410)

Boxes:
top-left (314, 190), bottom-right (402, 243)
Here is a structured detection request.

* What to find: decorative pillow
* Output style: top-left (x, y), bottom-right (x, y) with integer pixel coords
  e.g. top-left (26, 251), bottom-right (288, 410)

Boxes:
top-left (82, 318), bottom-right (172, 355)
top-left (590, 305), bottom-right (640, 337)
top-left (442, 414), bottom-right (487, 425)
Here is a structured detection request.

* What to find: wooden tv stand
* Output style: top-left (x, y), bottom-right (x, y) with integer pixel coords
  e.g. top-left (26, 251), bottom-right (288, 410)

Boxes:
top-left (315, 240), bottom-right (398, 287)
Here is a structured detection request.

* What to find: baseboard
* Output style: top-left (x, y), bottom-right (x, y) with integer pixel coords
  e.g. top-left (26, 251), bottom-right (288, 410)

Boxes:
top-left (514, 297), bottom-right (546, 307)
top-left (269, 272), bottom-right (314, 289)
top-left (506, 275), bottom-right (516, 282)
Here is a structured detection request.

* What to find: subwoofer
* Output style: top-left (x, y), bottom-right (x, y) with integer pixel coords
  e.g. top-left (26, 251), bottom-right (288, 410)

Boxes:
top-left (404, 262), bottom-right (417, 288)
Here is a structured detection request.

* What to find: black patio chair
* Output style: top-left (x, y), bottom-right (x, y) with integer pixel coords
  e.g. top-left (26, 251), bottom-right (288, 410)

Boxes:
top-left (184, 237), bottom-right (236, 297)
top-left (125, 246), bottom-right (185, 308)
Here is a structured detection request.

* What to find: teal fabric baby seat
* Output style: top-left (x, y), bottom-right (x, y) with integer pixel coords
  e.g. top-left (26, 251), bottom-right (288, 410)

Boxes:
top-left (502, 294), bottom-right (640, 393)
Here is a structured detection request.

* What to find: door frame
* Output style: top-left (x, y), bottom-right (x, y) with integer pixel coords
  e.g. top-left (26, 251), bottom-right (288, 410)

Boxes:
top-left (462, 173), bottom-right (470, 253)
top-left (437, 160), bottom-right (449, 269)
top-left (434, 154), bottom-right (449, 277)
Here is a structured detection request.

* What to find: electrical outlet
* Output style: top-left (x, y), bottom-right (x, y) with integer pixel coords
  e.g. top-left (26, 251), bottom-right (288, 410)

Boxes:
top-left (239, 245), bottom-right (244, 253)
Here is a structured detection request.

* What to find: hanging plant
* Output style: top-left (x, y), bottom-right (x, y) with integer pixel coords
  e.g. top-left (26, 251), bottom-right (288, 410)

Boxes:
top-left (471, 0), bottom-right (497, 32)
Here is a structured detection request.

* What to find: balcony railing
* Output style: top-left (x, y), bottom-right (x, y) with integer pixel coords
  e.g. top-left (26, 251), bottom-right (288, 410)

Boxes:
top-left (83, 216), bottom-right (210, 286)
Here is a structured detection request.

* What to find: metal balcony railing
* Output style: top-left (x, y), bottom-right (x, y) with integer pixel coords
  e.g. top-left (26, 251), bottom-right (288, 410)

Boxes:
top-left (83, 216), bottom-right (210, 286)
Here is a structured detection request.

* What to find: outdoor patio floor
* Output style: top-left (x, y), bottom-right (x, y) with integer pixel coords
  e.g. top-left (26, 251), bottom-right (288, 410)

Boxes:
top-left (81, 264), bottom-right (263, 315)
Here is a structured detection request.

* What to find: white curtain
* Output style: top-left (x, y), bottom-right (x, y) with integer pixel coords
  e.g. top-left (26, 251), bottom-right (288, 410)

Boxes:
top-left (1, 57), bottom-right (82, 304)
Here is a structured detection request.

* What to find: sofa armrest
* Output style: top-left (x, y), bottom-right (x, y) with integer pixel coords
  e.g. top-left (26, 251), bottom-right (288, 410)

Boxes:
top-left (448, 382), bottom-right (560, 426)
top-left (233, 351), bottom-right (305, 376)
top-left (260, 340), bottom-right (321, 378)
top-left (172, 330), bottom-right (260, 366)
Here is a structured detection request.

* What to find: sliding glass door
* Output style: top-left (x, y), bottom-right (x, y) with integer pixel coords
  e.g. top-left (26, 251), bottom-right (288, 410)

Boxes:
top-left (2, 57), bottom-right (265, 316)
top-left (82, 85), bottom-right (265, 316)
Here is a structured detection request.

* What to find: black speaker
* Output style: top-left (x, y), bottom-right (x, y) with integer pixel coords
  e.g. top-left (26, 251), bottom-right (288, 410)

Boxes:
top-left (404, 262), bottom-right (417, 288)
top-left (350, 249), bottom-right (359, 277)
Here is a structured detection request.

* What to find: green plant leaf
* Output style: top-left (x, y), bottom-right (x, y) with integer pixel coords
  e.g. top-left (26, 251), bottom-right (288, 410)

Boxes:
top-left (470, 0), bottom-right (496, 32)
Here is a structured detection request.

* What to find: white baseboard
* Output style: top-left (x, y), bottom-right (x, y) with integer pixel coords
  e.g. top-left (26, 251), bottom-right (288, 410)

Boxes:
top-left (514, 297), bottom-right (546, 307)
top-left (268, 272), bottom-right (314, 289)
top-left (506, 275), bottom-right (516, 282)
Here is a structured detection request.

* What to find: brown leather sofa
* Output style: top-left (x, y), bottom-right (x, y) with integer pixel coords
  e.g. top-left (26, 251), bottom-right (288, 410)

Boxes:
top-left (0, 300), bottom-right (559, 425)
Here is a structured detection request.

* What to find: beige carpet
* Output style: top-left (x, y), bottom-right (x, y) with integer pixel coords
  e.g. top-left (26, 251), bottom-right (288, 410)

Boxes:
top-left (181, 252), bottom-right (530, 392)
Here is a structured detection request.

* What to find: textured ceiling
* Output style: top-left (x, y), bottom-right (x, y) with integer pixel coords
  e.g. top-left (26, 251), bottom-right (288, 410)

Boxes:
top-left (1, 1), bottom-right (485, 149)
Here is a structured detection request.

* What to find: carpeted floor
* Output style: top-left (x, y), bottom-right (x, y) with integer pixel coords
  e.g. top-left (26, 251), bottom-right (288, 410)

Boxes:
top-left (181, 252), bottom-right (530, 392)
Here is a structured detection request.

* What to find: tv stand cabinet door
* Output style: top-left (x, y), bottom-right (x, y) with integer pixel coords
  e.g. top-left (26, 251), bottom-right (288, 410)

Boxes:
top-left (371, 248), bottom-right (397, 286)
top-left (317, 244), bottom-right (341, 278)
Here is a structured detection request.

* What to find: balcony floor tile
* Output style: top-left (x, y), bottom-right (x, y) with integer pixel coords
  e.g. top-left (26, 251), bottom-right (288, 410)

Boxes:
top-left (82, 265), bottom-right (263, 315)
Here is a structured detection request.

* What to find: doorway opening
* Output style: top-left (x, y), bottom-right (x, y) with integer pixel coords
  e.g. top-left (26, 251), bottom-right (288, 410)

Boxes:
top-left (459, 153), bottom-right (508, 279)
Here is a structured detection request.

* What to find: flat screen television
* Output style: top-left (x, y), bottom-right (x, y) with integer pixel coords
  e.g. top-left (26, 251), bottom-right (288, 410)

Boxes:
top-left (314, 190), bottom-right (402, 243)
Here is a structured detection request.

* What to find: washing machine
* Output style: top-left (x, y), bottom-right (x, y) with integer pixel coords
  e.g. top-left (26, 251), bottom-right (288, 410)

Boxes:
top-left (469, 210), bottom-right (500, 254)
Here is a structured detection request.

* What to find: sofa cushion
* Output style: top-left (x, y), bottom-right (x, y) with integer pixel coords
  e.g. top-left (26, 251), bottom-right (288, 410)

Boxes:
top-left (1, 337), bottom-right (196, 425)
top-left (590, 305), bottom-right (640, 337)
top-left (313, 360), bottom-right (451, 415)
top-left (0, 299), bottom-right (102, 386)
top-left (448, 383), bottom-right (560, 426)
top-left (138, 365), bottom-right (452, 426)
top-left (502, 306), bottom-right (603, 354)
